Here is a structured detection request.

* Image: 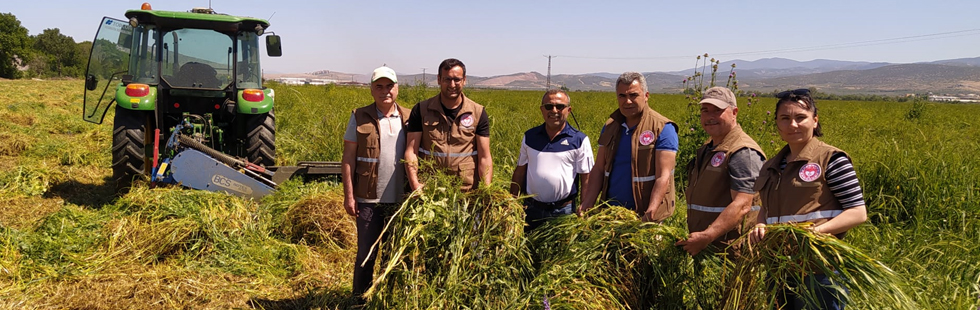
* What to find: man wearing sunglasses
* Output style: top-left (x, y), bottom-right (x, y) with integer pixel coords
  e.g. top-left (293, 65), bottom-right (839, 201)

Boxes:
top-left (581, 72), bottom-right (679, 222)
top-left (405, 58), bottom-right (492, 192)
top-left (510, 89), bottom-right (594, 231)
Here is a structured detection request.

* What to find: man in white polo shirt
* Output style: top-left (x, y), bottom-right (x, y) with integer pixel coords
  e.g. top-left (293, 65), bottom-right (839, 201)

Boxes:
top-left (510, 89), bottom-right (594, 231)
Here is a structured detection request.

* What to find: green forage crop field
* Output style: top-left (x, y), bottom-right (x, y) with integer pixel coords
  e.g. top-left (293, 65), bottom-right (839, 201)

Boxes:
top-left (1, 79), bottom-right (978, 309)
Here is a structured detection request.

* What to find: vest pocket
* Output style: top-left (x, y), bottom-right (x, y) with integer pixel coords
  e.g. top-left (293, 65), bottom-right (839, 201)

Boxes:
top-left (792, 177), bottom-right (821, 187)
top-left (456, 161), bottom-right (476, 189)
top-left (354, 160), bottom-right (377, 176)
top-left (356, 123), bottom-right (378, 142)
top-left (459, 126), bottom-right (476, 138)
top-left (688, 209), bottom-right (716, 233)
top-left (704, 165), bottom-right (725, 173)
top-left (425, 127), bottom-right (444, 144)
top-left (354, 160), bottom-right (378, 198)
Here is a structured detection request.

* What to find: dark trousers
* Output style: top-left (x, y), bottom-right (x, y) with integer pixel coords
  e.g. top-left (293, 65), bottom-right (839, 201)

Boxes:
top-left (776, 273), bottom-right (847, 310)
top-left (352, 202), bottom-right (393, 297)
top-left (524, 201), bottom-right (574, 231)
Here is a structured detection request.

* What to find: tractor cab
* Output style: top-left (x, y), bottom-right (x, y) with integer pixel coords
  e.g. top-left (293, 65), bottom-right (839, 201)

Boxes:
top-left (84, 3), bottom-right (281, 124)
top-left (82, 3), bottom-right (284, 193)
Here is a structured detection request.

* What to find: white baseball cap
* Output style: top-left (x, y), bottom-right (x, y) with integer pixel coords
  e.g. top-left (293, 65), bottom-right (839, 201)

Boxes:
top-left (371, 66), bottom-right (397, 83)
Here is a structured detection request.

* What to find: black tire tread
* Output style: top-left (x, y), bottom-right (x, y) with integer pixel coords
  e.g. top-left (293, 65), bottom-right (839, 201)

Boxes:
top-left (111, 106), bottom-right (146, 191)
top-left (246, 111), bottom-right (276, 167)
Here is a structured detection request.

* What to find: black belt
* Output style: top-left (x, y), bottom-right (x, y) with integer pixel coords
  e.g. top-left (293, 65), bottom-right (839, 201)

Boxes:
top-left (525, 195), bottom-right (575, 209)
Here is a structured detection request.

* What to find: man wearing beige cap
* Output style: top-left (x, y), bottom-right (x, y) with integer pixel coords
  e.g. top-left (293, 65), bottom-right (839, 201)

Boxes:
top-left (675, 87), bottom-right (766, 256)
top-left (341, 66), bottom-right (409, 299)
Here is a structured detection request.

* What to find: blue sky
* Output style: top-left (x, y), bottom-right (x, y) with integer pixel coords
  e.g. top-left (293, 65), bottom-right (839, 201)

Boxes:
top-left (6, 0), bottom-right (980, 76)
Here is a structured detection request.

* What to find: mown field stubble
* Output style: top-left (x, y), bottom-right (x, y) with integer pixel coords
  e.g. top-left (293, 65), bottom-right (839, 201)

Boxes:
top-left (0, 79), bottom-right (978, 309)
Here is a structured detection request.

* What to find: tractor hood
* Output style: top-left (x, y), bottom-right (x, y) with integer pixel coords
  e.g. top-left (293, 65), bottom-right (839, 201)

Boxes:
top-left (125, 9), bottom-right (270, 33)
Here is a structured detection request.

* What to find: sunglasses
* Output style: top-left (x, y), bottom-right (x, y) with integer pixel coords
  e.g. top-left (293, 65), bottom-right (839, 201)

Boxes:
top-left (776, 88), bottom-right (811, 98)
top-left (541, 104), bottom-right (568, 111)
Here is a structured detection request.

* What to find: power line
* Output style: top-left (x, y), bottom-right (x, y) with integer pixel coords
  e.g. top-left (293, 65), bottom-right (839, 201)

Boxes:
top-left (713, 29), bottom-right (980, 58)
top-left (554, 28), bottom-right (980, 61)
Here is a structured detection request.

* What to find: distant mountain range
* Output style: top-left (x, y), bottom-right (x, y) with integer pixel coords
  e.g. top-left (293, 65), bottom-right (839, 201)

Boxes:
top-left (266, 56), bottom-right (980, 95)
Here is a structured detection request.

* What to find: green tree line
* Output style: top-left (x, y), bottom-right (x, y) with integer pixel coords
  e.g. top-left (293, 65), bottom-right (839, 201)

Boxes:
top-left (1, 12), bottom-right (90, 79)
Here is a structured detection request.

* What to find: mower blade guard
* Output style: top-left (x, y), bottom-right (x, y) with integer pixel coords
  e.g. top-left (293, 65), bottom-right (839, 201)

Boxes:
top-left (169, 149), bottom-right (274, 199)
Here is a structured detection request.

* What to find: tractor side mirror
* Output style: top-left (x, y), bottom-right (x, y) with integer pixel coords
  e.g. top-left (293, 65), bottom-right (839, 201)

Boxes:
top-left (266, 35), bottom-right (282, 57)
top-left (85, 75), bottom-right (98, 91)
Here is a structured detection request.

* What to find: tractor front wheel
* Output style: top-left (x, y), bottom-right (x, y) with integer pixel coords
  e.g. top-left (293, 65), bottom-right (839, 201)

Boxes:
top-left (112, 105), bottom-right (146, 192)
top-left (245, 111), bottom-right (276, 167)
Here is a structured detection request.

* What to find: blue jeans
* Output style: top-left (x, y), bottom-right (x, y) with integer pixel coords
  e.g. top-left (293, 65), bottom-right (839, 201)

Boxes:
top-left (524, 201), bottom-right (574, 231)
top-left (777, 273), bottom-right (848, 310)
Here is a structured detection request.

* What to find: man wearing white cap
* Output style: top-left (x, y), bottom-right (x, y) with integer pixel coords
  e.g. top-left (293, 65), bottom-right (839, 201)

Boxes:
top-left (675, 86), bottom-right (766, 256)
top-left (341, 66), bottom-right (409, 299)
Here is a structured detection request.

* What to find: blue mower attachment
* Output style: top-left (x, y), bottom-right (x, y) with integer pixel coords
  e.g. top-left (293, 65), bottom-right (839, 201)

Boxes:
top-left (151, 122), bottom-right (339, 199)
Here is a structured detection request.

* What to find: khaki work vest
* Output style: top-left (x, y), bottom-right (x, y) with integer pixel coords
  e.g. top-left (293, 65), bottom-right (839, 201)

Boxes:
top-left (596, 106), bottom-right (677, 221)
top-left (754, 138), bottom-right (850, 239)
top-left (685, 125), bottom-right (765, 248)
top-left (352, 102), bottom-right (410, 200)
top-left (418, 94), bottom-right (484, 191)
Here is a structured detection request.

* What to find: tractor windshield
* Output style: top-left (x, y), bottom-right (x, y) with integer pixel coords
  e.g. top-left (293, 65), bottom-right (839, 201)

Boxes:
top-left (130, 25), bottom-right (158, 83)
top-left (158, 28), bottom-right (234, 89)
top-left (236, 32), bottom-right (262, 89)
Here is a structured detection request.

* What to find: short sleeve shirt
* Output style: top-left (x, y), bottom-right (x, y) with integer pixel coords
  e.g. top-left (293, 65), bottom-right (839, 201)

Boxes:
top-left (407, 102), bottom-right (490, 137)
top-left (703, 143), bottom-right (766, 193)
top-left (342, 107), bottom-right (406, 203)
top-left (606, 123), bottom-right (678, 210)
top-left (517, 123), bottom-right (594, 203)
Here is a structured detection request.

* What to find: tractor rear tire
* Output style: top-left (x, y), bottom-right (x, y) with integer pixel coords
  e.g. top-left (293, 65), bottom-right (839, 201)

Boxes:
top-left (112, 105), bottom-right (146, 192)
top-left (246, 111), bottom-right (276, 167)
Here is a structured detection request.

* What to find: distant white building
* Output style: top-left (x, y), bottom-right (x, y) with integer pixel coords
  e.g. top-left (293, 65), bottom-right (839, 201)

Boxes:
top-left (927, 94), bottom-right (980, 103)
top-left (308, 79), bottom-right (339, 85)
top-left (273, 77), bottom-right (307, 85)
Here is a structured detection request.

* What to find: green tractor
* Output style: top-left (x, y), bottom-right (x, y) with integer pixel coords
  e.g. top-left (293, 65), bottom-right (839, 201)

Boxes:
top-left (82, 3), bottom-right (283, 191)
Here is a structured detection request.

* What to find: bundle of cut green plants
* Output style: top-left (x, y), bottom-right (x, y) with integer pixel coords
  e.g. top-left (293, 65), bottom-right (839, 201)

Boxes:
top-left (361, 164), bottom-right (707, 309)
top-left (525, 206), bottom-right (703, 310)
top-left (364, 168), bottom-right (534, 309)
top-left (719, 224), bottom-right (918, 310)
top-left (358, 168), bottom-right (914, 309)
top-left (526, 217), bottom-right (917, 310)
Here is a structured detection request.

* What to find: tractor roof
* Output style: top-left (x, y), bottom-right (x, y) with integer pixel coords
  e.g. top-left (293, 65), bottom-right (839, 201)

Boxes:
top-left (124, 9), bottom-right (270, 33)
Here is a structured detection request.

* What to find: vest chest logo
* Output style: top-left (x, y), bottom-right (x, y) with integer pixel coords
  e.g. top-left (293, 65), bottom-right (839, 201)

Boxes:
top-left (799, 163), bottom-right (821, 182)
top-left (459, 113), bottom-right (474, 128)
top-left (710, 152), bottom-right (726, 167)
top-left (560, 139), bottom-right (569, 146)
top-left (639, 130), bottom-right (655, 146)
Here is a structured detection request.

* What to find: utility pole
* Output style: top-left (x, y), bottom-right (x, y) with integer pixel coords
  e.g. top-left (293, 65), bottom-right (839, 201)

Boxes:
top-left (544, 55), bottom-right (556, 89)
